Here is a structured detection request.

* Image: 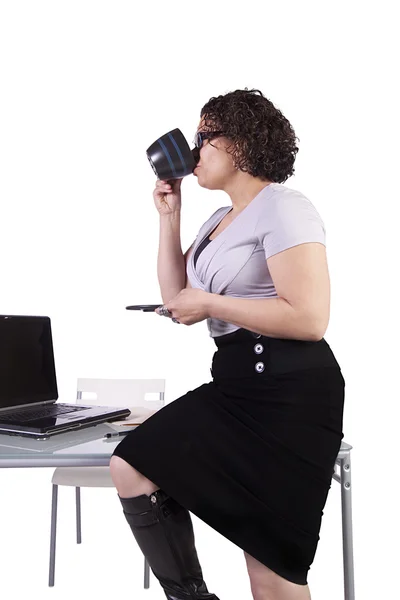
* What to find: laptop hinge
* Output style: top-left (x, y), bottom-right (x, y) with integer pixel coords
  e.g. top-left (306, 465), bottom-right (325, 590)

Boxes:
top-left (0, 399), bottom-right (55, 414)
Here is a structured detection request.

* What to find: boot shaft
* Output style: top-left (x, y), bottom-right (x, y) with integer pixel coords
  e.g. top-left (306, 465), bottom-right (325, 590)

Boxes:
top-left (119, 489), bottom-right (220, 600)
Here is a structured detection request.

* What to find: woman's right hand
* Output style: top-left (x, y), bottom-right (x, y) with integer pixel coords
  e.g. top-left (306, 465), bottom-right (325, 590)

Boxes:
top-left (153, 177), bottom-right (183, 216)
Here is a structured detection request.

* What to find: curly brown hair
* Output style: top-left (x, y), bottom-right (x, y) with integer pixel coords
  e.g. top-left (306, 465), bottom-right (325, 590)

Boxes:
top-left (199, 88), bottom-right (299, 183)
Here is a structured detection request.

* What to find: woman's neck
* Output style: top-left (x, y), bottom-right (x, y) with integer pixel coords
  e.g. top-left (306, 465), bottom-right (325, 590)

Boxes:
top-left (224, 174), bottom-right (274, 213)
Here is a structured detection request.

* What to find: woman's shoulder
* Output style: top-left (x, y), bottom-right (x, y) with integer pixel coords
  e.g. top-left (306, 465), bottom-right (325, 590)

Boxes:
top-left (257, 182), bottom-right (325, 224)
top-left (265, 181), bottom-right (315, 204)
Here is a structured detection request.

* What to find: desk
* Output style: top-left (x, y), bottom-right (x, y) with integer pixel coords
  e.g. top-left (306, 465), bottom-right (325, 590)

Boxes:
top-left (0, 423), bottom-right (140, 589)
top-left (0, 427), bottom-right (355, 600)
top-left (0, 423), bottom-right (127, 468)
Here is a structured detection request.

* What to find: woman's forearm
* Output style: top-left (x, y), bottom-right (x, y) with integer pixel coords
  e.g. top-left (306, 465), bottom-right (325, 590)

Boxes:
top-left (207, 294), bottom-right (322, 342)
top-left (157, 212), bottom-right (186, 304)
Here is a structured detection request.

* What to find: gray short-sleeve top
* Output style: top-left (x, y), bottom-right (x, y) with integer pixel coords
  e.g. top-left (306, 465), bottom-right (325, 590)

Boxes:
top-left (186, 182), bottom-right (326, 337)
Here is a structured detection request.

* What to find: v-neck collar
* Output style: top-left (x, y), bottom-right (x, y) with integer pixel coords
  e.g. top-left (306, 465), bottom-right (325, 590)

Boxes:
top-left (189, 182), bottom-right (277, 290)
top-left (196, 182), bottom-right (277, 249)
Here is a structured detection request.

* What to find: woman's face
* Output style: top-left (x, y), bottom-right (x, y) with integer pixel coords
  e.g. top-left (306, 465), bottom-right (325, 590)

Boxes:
top-left (193, 118), bottom-right (237, 190)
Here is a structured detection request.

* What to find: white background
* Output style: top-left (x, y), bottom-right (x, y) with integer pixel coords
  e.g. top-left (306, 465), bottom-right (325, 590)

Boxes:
top-left (0, 1), bottom-right (398, 599)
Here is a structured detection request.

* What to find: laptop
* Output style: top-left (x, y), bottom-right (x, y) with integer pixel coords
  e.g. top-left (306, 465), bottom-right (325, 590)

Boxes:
top-left (0, 422), bottom-right (127, 453)
top-left (0, 315), bottom-right (131, 438)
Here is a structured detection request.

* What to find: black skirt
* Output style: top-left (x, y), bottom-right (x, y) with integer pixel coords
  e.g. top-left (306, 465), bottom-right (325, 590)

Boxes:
top-left (112, 328), bottom-right (345, 585)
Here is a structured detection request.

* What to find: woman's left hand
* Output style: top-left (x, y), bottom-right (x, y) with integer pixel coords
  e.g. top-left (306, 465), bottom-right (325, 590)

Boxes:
top-left (156, 288), bottom-right (213, 325)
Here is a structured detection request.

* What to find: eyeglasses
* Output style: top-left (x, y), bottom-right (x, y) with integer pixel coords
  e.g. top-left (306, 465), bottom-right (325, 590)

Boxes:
top-left (193, 130), bottom-right (225, 149)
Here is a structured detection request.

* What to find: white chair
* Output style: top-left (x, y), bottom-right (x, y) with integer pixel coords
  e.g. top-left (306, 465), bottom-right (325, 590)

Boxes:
top-left (48, 378), bottom-right (165, 587)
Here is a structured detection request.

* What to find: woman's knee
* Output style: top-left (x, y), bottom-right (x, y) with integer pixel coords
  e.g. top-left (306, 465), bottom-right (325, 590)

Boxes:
top-left (244, 551), bottom-right (310, 600)
top-left (109, 455), bottom-right (160, 497)
top-left (109, 455), bottom-right (142, 489)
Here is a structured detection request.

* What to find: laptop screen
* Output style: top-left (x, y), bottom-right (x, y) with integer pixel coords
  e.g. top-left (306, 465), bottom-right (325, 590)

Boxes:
top-left (0, 315), bottom-right (58, 410)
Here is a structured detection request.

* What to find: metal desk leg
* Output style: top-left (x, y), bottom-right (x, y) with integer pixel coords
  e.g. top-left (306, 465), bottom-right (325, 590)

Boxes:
top-left (49, 484), bottom-right (58, 587)
top-left (340, 452), bottom-right (355, 600)
top-left (76, 487), bottom-right (82, 544)
top-left (144, 556), bottom-right (150, 588)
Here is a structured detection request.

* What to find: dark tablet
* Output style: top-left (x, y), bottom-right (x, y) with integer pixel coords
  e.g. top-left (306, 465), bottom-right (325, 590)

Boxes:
top-left (126, 304), bottom-right (161, 312)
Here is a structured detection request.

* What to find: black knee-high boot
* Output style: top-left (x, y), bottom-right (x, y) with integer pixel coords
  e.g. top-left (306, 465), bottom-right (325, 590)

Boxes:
top-left (118, 489), bottom-right (220, 600)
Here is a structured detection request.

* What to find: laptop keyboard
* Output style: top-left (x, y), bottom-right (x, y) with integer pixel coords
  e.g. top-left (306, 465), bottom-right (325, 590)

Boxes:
top-left (0, 404), bottom-right (88, 423)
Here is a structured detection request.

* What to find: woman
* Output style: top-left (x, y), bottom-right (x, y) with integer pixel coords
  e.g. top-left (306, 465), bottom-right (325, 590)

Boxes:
top-left (110, 88), bottom-right (345, 600)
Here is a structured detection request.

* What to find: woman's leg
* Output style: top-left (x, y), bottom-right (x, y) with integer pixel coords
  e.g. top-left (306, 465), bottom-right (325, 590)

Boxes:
top-left (244, 552), bottom-right (311, 600)
top-left (109, 454), bottom-right (159, 497)
top-left (109, 456), bottom-right (220, 600)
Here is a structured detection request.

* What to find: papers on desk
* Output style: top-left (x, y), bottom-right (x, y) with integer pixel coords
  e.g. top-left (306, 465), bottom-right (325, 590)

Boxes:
top-left (106, 408), bottom-right (159, 431)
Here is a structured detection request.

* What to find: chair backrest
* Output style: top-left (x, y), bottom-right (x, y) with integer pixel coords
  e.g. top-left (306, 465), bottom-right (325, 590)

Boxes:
top-left (76, 378), bottom-right (165, 412)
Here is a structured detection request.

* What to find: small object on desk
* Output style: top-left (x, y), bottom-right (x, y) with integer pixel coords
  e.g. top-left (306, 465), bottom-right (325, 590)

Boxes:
top-left (126, 304), bottom-right (161, 312)
top-left (104, 430), bottom-right (133, 439)
top-left (106, 409), bottom-right (158, 432)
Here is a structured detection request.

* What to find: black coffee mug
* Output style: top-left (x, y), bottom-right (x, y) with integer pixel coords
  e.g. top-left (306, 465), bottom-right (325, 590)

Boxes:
top-left (146, 128), bottom-right (200, 180)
